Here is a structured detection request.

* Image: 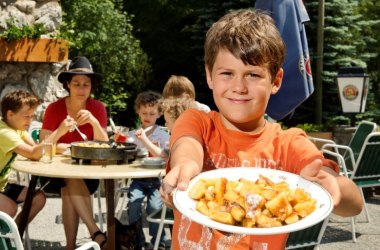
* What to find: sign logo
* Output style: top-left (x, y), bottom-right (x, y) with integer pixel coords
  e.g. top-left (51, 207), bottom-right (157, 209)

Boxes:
top-left (342, 85), bottom-right (358, 101)
top-left (299, 55), bottom-right (312, 78)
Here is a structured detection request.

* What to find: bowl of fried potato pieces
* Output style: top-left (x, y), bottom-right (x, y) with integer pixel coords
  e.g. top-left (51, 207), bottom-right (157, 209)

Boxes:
top-left (173, 167), bottom-right (333, 235)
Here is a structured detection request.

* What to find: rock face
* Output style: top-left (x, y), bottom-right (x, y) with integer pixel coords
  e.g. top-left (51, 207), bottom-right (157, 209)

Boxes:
top-left (0, 0), bottom-right (67, 121)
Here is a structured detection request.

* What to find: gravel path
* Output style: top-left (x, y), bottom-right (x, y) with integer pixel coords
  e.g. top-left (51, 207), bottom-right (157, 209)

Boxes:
top-left (23, 192), bottom-right (380, 249)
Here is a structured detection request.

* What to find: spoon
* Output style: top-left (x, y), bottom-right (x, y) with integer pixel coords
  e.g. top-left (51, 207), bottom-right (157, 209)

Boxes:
top-left (143, 125), bottom-right (154, 133)
top-left (73, 124), bottom-right (88, 141)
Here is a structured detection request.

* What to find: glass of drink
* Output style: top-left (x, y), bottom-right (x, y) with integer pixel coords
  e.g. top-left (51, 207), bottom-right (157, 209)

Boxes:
top-left (41, 138), bottom-right (54, 163)
top-left (116, 127), bottom-right (129, 142)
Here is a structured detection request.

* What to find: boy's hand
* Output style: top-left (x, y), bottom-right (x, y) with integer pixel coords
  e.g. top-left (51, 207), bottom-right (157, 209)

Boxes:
top-left (134, 128), bottom-right (148, 141)
top-left (300, 159), bottom-right (342, 207)
top-left (160, 161), bottom-right (200, 208)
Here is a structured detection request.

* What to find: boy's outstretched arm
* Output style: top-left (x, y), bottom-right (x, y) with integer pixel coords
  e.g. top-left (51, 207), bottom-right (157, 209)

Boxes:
top-left (301, 159), bottom-right (363, 217)
top-left (160, 136), bottom-right (204, 208)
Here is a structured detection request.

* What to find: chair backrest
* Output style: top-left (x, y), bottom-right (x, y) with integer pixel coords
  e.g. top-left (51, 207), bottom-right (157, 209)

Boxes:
top-left (351, 132), bottom-right (380, 187)
top-left (75, 241), bottom-right (100, 250)
top-left (285, 216), bottom-right (329, 249)
top-left (343, 121), bottom-right (377, 170)
top-left (0, 211), bottom-right (24, 250)
top-left (347, 121), bottom-right (377, 161)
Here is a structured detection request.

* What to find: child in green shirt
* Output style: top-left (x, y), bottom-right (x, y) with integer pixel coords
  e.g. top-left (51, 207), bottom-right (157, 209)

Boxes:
top-left (0, 90), bottom-right (48, 226)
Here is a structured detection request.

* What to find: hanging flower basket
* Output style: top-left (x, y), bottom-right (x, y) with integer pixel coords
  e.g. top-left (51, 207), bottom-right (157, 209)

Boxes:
top-left (0, 38), bottom-right (68, 62)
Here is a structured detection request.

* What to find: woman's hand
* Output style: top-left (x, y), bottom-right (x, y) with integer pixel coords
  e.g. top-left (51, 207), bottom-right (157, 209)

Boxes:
top-left (76, 109), bottom-right (97, 126)
top-left (58, 115), bottom-right (77, 134)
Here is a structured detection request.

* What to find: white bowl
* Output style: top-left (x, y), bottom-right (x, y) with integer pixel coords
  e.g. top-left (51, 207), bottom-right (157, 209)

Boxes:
top-left (143, 157), bottom-right (163, 164)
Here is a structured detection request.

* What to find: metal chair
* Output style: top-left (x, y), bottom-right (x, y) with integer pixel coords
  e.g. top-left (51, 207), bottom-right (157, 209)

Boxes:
top-left (75, 241), bottom-right (100, 250)
top-left (322, 132), bottom-right (380, 242)
top-left (285, 216), bottom-right (330, 250)
top-left (0, 211), bottom-right (24, 250)
top-left (309, 120), bottom-right (377, 173)
top-left (146, 203), bottom-right (173, 250)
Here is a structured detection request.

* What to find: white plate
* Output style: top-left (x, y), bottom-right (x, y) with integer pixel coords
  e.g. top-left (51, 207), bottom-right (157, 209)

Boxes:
top-left (173, 167), bottom-right (333, 235)
top-left (62, 148), bottom-right (71, 157)
top-left (141, 160), bottom-right (165, 169)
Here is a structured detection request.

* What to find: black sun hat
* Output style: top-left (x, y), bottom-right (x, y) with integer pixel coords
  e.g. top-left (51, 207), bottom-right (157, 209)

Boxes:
top-left (57, 56), bottom-right (102, 87)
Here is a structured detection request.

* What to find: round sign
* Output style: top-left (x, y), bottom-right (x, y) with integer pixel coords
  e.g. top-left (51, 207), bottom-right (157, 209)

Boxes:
top-left (342, 84), bottom-right (358, 100)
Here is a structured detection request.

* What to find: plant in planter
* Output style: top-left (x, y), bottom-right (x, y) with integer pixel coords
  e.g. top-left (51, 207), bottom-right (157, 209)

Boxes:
top-left (0, 19), bottom-right (68, 62)
top-left (0, 21), bottom-right (46, 42)
top-left (327, 115), bottom-right (354, 145)
top-left (295, 123), bottom-right (333, 149)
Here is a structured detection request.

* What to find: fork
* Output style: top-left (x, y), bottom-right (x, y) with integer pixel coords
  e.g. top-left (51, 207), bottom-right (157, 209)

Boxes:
top-left (73, 124), bottom-right (88, 141)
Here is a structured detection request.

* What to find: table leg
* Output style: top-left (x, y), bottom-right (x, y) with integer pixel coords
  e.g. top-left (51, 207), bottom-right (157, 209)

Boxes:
top-left (105, 179), bottom-right (115, 250)
top-left (18, 175), bottom-right (38, 239)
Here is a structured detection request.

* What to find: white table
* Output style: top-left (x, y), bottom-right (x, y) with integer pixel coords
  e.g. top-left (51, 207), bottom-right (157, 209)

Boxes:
top-left (13, 155), bottom-right (165, 250)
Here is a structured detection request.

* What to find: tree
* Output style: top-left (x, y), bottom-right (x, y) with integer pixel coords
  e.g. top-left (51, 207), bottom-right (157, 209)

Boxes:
top-left (285, 0), bottom-right (379, 127)
top-left (123, 0), bottom-right (255, 110)
top-left (60, 0), bottom-right (152, 125)
top-left (356, 1), bottom-right (380, 124)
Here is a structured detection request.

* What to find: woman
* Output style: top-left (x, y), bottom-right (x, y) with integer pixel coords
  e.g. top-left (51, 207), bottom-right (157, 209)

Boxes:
top-left (40, 56), bottom-right (108, 249)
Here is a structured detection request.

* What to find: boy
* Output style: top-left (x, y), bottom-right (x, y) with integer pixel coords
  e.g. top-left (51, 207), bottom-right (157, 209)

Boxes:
top-left (134, 96), bottom-right (195, 158)
top-left (162, 75), bottom-right (211, 113)
top-left (160, 10), bottom-right (363, 249)
top-left (0, 90), bottom-right (47, 226)
top-left (127, 91), bottom-right (170, 249)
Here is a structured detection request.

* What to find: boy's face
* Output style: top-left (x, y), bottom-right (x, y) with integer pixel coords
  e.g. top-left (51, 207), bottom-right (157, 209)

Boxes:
top-left (206, 48), bottom-right (283, 132)
top-left (7, 105), bottom-right (35, 131)
top-left (137, 104), bottom-right (161, 128)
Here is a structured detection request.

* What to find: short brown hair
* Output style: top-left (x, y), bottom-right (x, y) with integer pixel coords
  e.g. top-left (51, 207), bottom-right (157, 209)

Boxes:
top-left (134, 91), bottom-right (163, 114)
top-left (1, 90), bottom-right (41, 121)
top-left (162, 75), bottom-right (196, 99)
top-left (162, 97), bottom-right (195, 121)
top-left (204, 9), bottom-right (285, 81)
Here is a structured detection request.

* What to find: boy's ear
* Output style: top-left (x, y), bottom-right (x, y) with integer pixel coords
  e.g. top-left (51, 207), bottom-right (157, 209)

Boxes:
top-left (6, 110), bottom-right (14, 119)
top-left (205, 65), bottom-right (213, 89)
top-left (271, 68), bottom-right (283, 95)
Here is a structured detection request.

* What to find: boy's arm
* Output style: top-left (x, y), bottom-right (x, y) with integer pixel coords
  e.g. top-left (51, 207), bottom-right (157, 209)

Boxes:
top-left (13, 132), bottom-right (57, 160)
top-left (134, 128), bottom-right (163, 157)
top-left (160, 136), bottom-right (204, 207)
top-left (301, 159), bottom-right (363, 217)
top-left (13, 142), bottom-right (43, 161)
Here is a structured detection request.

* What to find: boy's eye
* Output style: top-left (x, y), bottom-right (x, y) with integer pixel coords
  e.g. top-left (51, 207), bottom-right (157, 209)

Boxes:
top-left (248, 73), bottom-right (259, 77)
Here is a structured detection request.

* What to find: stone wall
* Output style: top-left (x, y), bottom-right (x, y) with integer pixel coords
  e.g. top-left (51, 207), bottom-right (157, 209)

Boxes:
top-left (0, 0), bottom-right (67, 121)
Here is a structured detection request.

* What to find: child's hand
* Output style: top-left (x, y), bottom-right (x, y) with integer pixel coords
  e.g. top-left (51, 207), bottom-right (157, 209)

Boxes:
top-left (160, 160), bottom-right (201, 208)
top-left (134, 128), bottom-right (148, 141)
top-left (300, 159), bottom-right (342, 208)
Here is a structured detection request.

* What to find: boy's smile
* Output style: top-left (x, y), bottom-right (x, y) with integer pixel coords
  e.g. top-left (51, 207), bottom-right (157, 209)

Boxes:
top-left (206, 49), bottom-right (282, 133)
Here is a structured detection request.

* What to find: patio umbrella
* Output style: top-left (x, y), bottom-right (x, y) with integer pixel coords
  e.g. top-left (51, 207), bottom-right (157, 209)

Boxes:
top-left (255, 0), bottom-right (313, 120)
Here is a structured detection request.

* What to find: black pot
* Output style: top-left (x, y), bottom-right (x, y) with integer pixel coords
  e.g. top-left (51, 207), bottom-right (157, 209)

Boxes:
top-left (71, 141), bottom-right (137, 164)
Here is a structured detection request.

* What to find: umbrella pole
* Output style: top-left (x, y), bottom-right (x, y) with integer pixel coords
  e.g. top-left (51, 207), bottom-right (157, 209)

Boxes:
top-left (315, 0), bottom-right (325, 124)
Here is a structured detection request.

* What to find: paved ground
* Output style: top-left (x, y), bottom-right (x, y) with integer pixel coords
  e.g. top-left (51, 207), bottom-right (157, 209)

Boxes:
top-left (14, 169), bottom-right (380, 250)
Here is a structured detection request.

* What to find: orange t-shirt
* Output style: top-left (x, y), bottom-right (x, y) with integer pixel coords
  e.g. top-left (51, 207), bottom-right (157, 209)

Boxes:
top-left (167, 109), bottom-right (337, 250)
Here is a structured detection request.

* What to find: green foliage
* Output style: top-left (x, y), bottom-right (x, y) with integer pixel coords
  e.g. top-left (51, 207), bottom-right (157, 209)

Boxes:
top-left (295, 123), bottom-right (326, 132)
top-left (123, 0), bottom-right (255, 110)
top-left (326, 116), bottom-right (351, 127)
top-left (0, 19), bottom-right (46, 42)
top-left (60, 0), bottom-right (152, 125)
top-left (283, 0), bottom-right (380, 127)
